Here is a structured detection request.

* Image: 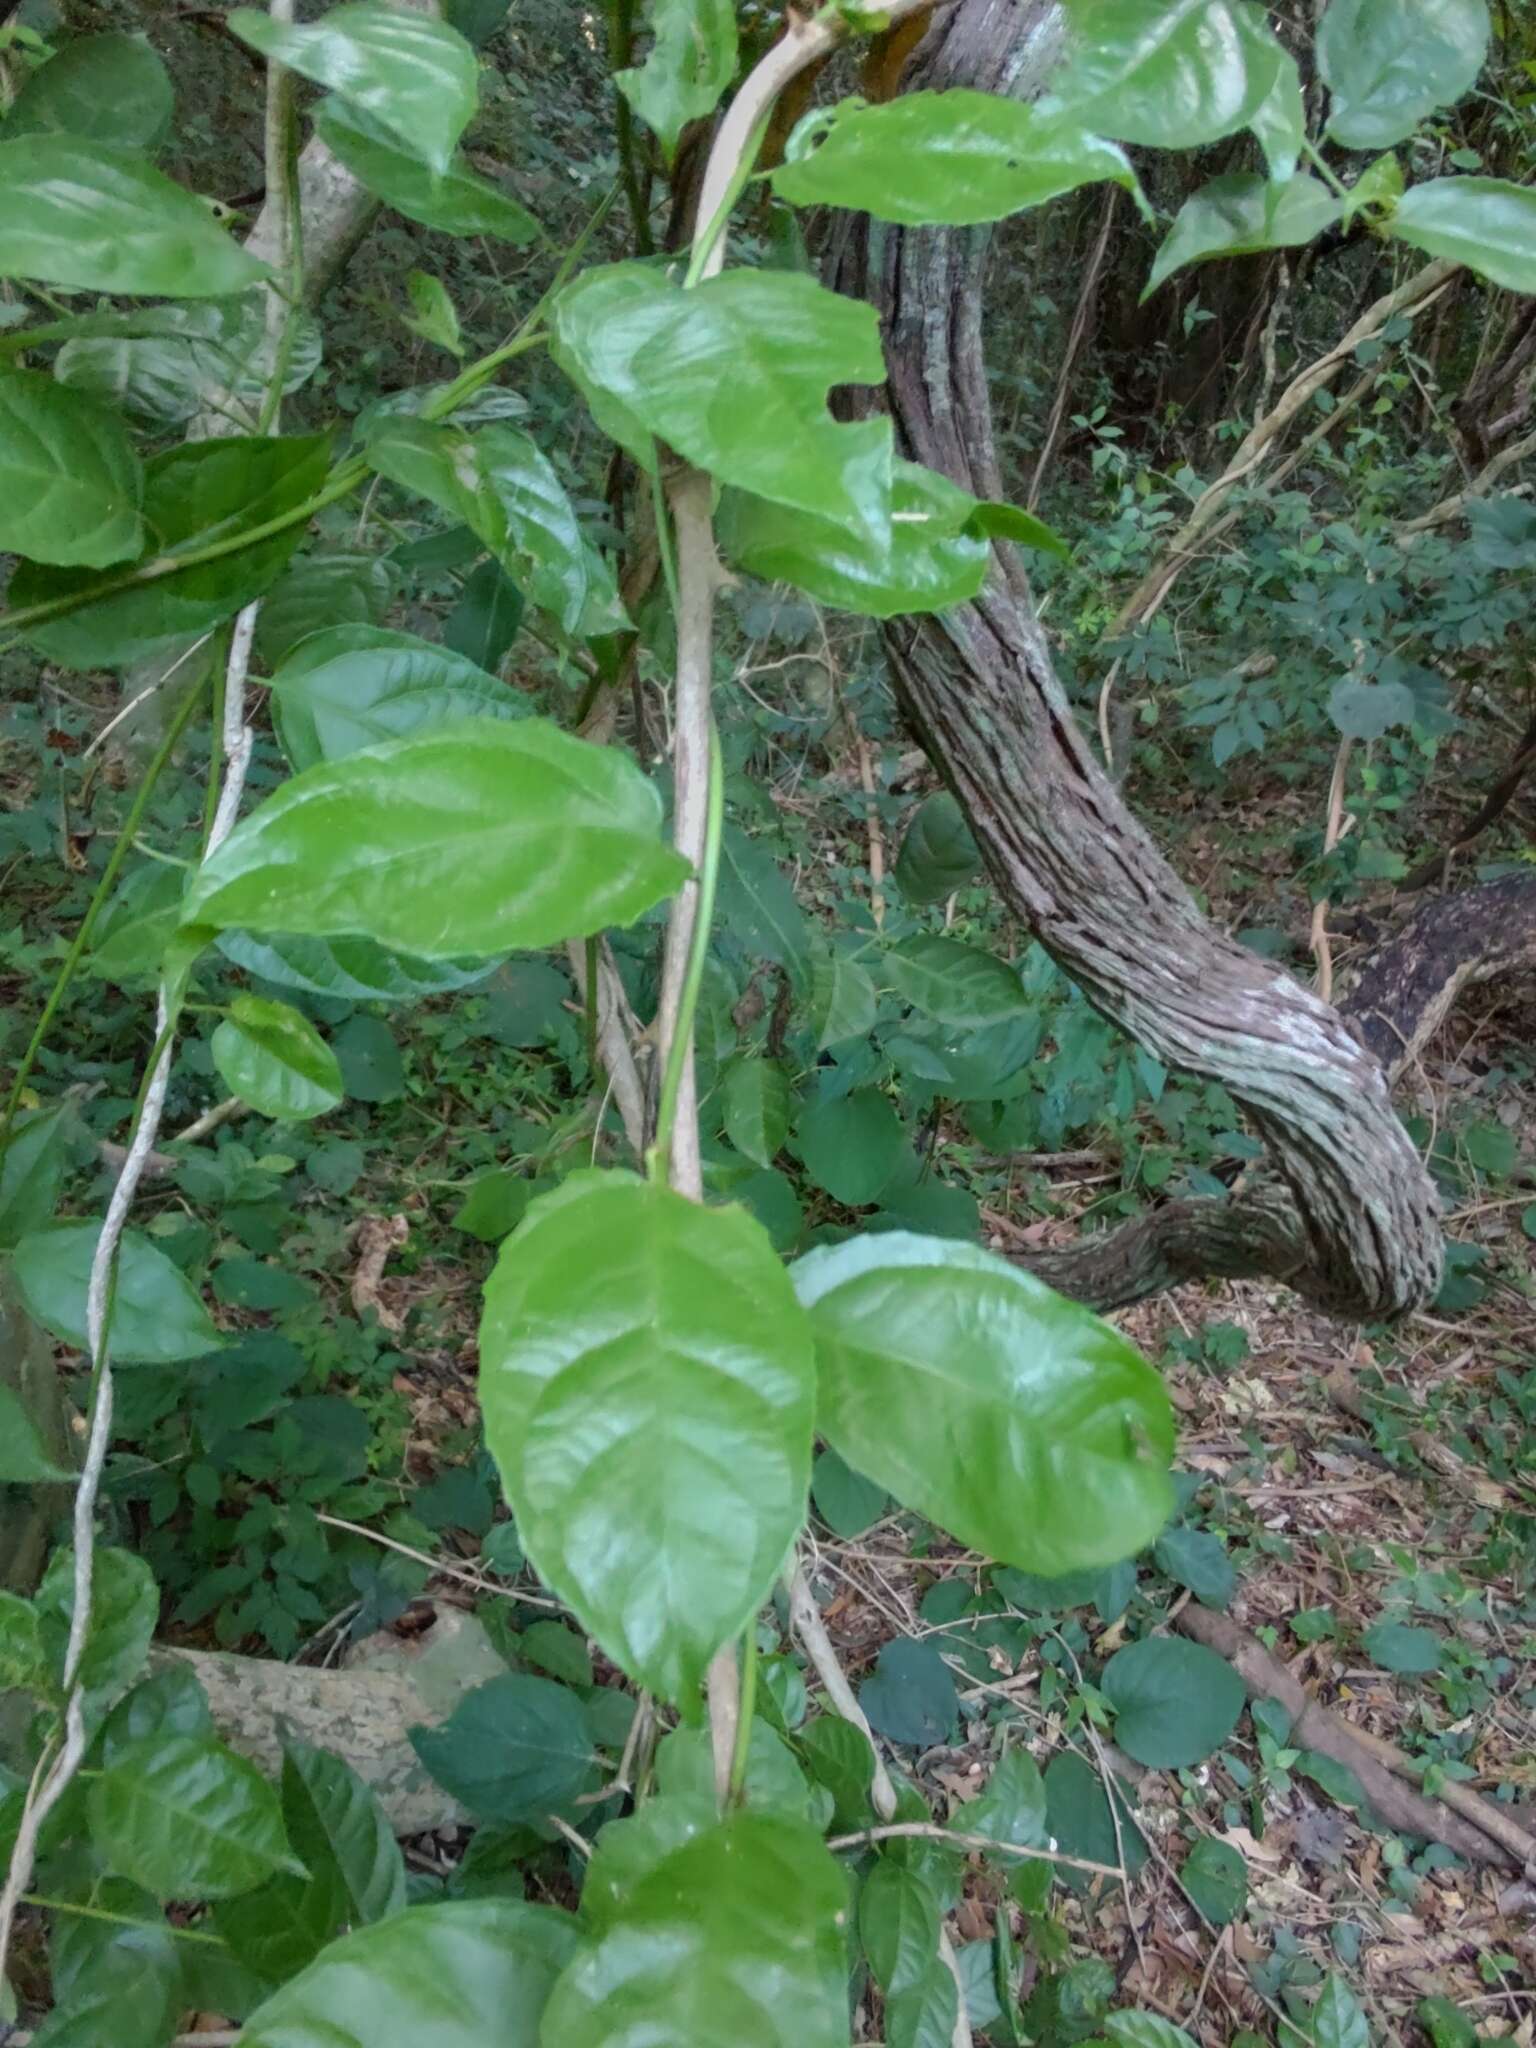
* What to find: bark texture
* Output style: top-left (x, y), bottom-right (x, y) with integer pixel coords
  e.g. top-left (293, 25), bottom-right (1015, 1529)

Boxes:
top-left (837, 0), bottom-right (1445, 1317)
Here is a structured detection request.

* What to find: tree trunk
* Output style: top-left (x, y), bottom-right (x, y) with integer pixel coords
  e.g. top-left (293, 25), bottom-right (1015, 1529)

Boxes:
top-left (835, 0), bottom-right (1445, 1318)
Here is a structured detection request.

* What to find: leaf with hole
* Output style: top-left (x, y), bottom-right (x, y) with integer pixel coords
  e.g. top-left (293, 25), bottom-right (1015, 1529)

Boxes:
top-left (478, 1172), bottom-right (814, 1704)
top-left (3, 33), bottom-right (174, 149)
top-left (0, 369), bottom-right (142, 568)
top-left (1144, 174), bottom-right (1341, 298)
top-left (271, 625), bottom-right (529, 771)
top-left (89, 1734), bottom-right (297, 1899)
top-left (410, 1672), bottom-right (598, 1822)
top-left (314, 96), bottom-right (539, 241)
top-left (229, 3), bottom-right (479, 174)
top-left (1051, 0), bottom-right (1287, 151)
top-left (182, 720), bottom-right (688, 960)
top-left (212, 997), bottom-right (344, 1122)
top-left (616, 0), bottom-right (738, 161)
top-left (1318, 0), bottom-right (1488, 149)
top-left (793, 1233), bottom-right (1174, 1574)
top-left (1101, 1637), bottom-right (1245, 1767)
top-left (1390, 178), bottom-right (1536, 295)
top-left (13, 1220), bottom-right (223, 1364)
top-left (0, 137), bottom-right (264, 296)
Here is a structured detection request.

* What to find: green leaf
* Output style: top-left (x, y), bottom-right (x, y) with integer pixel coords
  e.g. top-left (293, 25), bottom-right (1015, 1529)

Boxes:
top-left (2, 33), bottom-right (173, 149)
top-left (1152, 1525), bottom-right (1236, 1607)
top-left (89, 1734), bottom-right (295, 1899)
top-left (1362, 1620), bottom-right (1441, 1674)
top-left (1247, 48), bottom-right (1306, 182)
top-left (1318, 0), bottom-right (1489, 149)
top-left (238, 1900), bottom-right (578, 2048)
top-left (13, 1220), bottom-right (224, 1364)
top-left (0, 137), bottom-right (265, 296)
top-left (282, 1736), bottom-right (407, 1925)
top-left (887, 1963), bottom-right (962, 2048)
top-left (254, 553), bottom-right (396, 670)
top-left (1179, 1836), bottom-right (1247, 1924)
top-left (655, 1717), bottom-right (817, 1823)
top-left (453, 1168), bottom-right (537, 1243)
top-left (211, 996), bottom-right (344, 1122)
top-left (403, 269), bottom-right (463, 356)
top-left (182, 719), bottom-right (688, 960)
top-left (773, 92), bottom-right (1141, 224)
top-left (965, 1748), bottom-right (1049, 1851)
top-left (720, 459), bottom-right (990, 618)
top-left (52, 294), bottom-right (321, 429)
top-left (216, 930), bottom-right (494, 1004)
top-left (314, 95), bottom-right (539, 241)
top-left (36, 1546), bottom-right (158, 1710)
top-left (444, 557), bottom-right (524, 670)
top-left (895, 792), bottom-right (981, 906)
top-left (807, 940), bottom-right (877, 1050)
top-left (1042, 1750), bottom-right (1147, 1892)
top-left (367, 419), bottom-right (590, 630)
top-left (616, 0), bottom-right (738, 162)
top-left (860, 1638), bottom-right (957, 1748)
top-left (720, 1056), bottom-right (791, 1167)
top-left (1051, 0), bottom-right (1286, 150)
top-left (884, 935), bottom-right (1026, 1027)
top-left (34, 1875), bottom-right (181, 2048)
top-left (332, 1015), bottom-right (404, 1104)
top-left (797, 1714), bottom-right (877, 1832)
top-left (229, 2), bottom-right (479, 174)
top-left (553, 262), bottom-right (891, 542)
top-left (1417, 1998), bottom-right (1479, 2048)
top-left (12, 433), bottom-right (330, 671)
top-left (716, 825), bottom-right (812, 985)
top-left (793, 1233), bottom-right (1174, 1575)
top-left (101, 1668), bottom-right (215, 1760)
top-left (966, 499), bottom-right (1071, 559)
top-left (271, 625), bottom-right (528, 771)
top-left (0, 368), bottom-right (142, 567)
top-left (0, 1384), bottom-right (72, 1485)
top-left (795, 1089), bottom-right (908, 1207)
top-left (584, 1796), bottom-right (718, 1927)
top-left (542, 1811), bottom-right (848, 2048)
top-left (1103, 2016), bottom-right (1198, 2048)
top-left (478, 1172), bottom-right (815, 1703)
top-left (1144, 174), bottom-right (1340, 299)
top-left (860, 1858), bottom-right (941, 1995)
top-left (1306, 1974), bottom-right (1371, 2048)
top-left (1390, 177), bottom-right (1536, 295)
top-left (810, 1446), bottom-right (887, 1539)
top-left (1101, 1638), bottom-right (1245, 1767)
top-left (0, 1590), bottom-right (48, 1692)
top-left (0, 1102), bottom-right (71, 1249)
top-left (409, 1672), bottom-right (597, 1822)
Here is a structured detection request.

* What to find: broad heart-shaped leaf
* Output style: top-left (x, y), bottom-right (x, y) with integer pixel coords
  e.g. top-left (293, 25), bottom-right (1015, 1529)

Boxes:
top-left (0, 1101), bottom-right (71, 1249)
top-left (409, 1672), bottom-right (598, 1823)
top-left (229, 3), bottom-right (479, 175)
top-left (884, 934), bottom-right (1028, 1028)
top-left (314, 96), bottom-right (539, 241)
top-left (1100, 1637), bottom-right (1245, 1767)
top-left (478, 1172), bottom-right (815, 1706)
top-left (217, 929), bottom-right (495, 1004)
top-left (791, 1233), bottom-right (1175, 1575)
top-left (617, 0), bottom-right (737, 162)
top-left (212, 996), bottom-right (344, 1122)
top-left (860, 1857), bottom-right (940, 1995)
top-left (1318, 0), bottom-right (1488, 149)
top-left (13, 1220), bottom-right (224, 1364)
top-left (88, 1733), bottom-right (297, 1898)
top-left (541, 1811), bottom-right (848, 2048)
top-left (11, 433), bottom-right (329, 672)
top-left (553, 261), bottom-right (892, 544)
top-left (238, 1900), bottom-right (578, 2048)
top-left (720, 1056), bottom-right (791, 1168)
top-left (1144, 173), bottom-right (1340, 298)
top-left (271, 625), bottom-right (529, 771)
top-left (0, 1384), bottom-right (73, 1484)
top-left (0, 137), bottom-right (264, 297)
top-left (367, 418), bottom-right (589, 631)
top-left (181, 719), bottom-right (688, 960)
top-left (795, 1089), bottom-right (908, 1208)
top-left (583, 1796), bottom-right (719, 1929)
top-left (1043, 1749), bottom-right (1147, 1893)
top-left (718, 460), bottom-right (990, 619)
top-left (3, 33), bottom-right (173, 148)
top-left (895, 792), bottom-right (981, 906)
top-left (0, 368), bottom-right (142, 568)
top-left (773, 91), bottom-right (1141, 224)
top-left (1050, 0), bottom-right (1285, 150)
top-left (1391, 178), bottom-right (1536, 296)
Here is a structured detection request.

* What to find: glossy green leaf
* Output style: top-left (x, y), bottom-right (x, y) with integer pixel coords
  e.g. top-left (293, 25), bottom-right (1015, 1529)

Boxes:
top-left (721, 1056), bottom-right (791, 1167)
top-left (773, 92), bottom-right (1141, 224)
top-left (1103, 2015), bottom-right (1197, 2048)
top-left (101, 1668), bottom-right (215, 1760)
top-left (36, 1547), bottom-right (157, 1710)
top-left (1308, 1975), bottom-right (1371, 2048)
top-left (282, 1736), bottom-right (407, 1924)
top-left (229, 3), bottom-right (479, 174)
top-left (404, 268), bottom-right (462, 355)
top-left (796, 1089), bottom-right (908, 1207)
top-left (271, 625), bottom-right (528, 771)
top-left (0, 137), bottom-right (264, 296)
top-left (1247, 47), bottom-right (1305, 182)
top-left (1042, 1750), bottom-right (1146, 1893)
top-left (792, 1232), bottom-right (1175, 1574)
top-left (797, 1714), bottom-right (878, 1831)
top-left (1101, 1637), bottom-right (1245, 1766)
top-left (182, 719), bottom-right (688, 960)
top-left (1390, 177), bottom-right (1536, 295)
top-left (887, 1963), bottom-right (962, 2048)
top-left (965, 1748), bottom-right (1049, 1851)
top-left (1051, 0), bottom-right (1286, 150)
top-left (239, 1900), bottom-right (578, 2048)
top-left (542, 1812), bottom-right (848, 2048)
top-left (37, 1874), bottom-right (182, 2048)
top-left (616, 0), bottom-right (737, 161)
top-left (214, 1863), bottom-right (345, 1990)
top-left (3, 33), bottom-right (173, 148)
top-left (810, 1446), bottom-right (887, 1538)
top-left (89, 1734), bottom-right (296, 1898)
top-left (1144, 174), bottom-right (1340, 298)
top-left (884, 934), bottom-right (1027, 1027)
top-left (479, 1172), bottom-right (815, 1704)
top-left (719, 460), bottom-right (989, 618)
top-left (807, 939), bottom-right (877, 1050)
top-left (12, 433), bottom-right (329, 671)
top-left (0, 1102), bottom-right (70, 1249)
top-left (966, 498), bottom-right (1071, 560)
top-left (584, 1796), bottom-right (718, 1928)
top-left (860, 1858), bottom-right (941, 1995)
top-left (0, 368), bottom-right (142, 568)
top-left (654, 1716), bottom-right (818, 1822)
top-left (0, 1590), bottom-right (48, 1692)
top-left (212, 996), bottom-right (344, 1122)
top-left (53, 294), bottom-right (321, 428)
top-left (1153, 1525), bottom-right (1236, 1606)
top-left (254, 553), bottom-right (396, 670)
top-left (1318, 0), bottom-right (1488, 149)
top-left (553, 262), bottom-right (891, 541)
top-left (314, 96), bottom-right (539, 240)
top-left (216, 930), bottom-right (495, 1004)
top-left (368, 418), bottom-right (589, 630)
top-left (895, 792), bottom-right (981, 906)
top-left (1179, 1836), bottom-right (1247, 1924)
top-left (0, 1385), bottom-right (72, 1485)
top-left (409, 1672), bottom-right (598, 1822)
top-left (444, 556), bottom-right (525, 669)
top-left (13, 1220), bottom-right (224, 1364)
